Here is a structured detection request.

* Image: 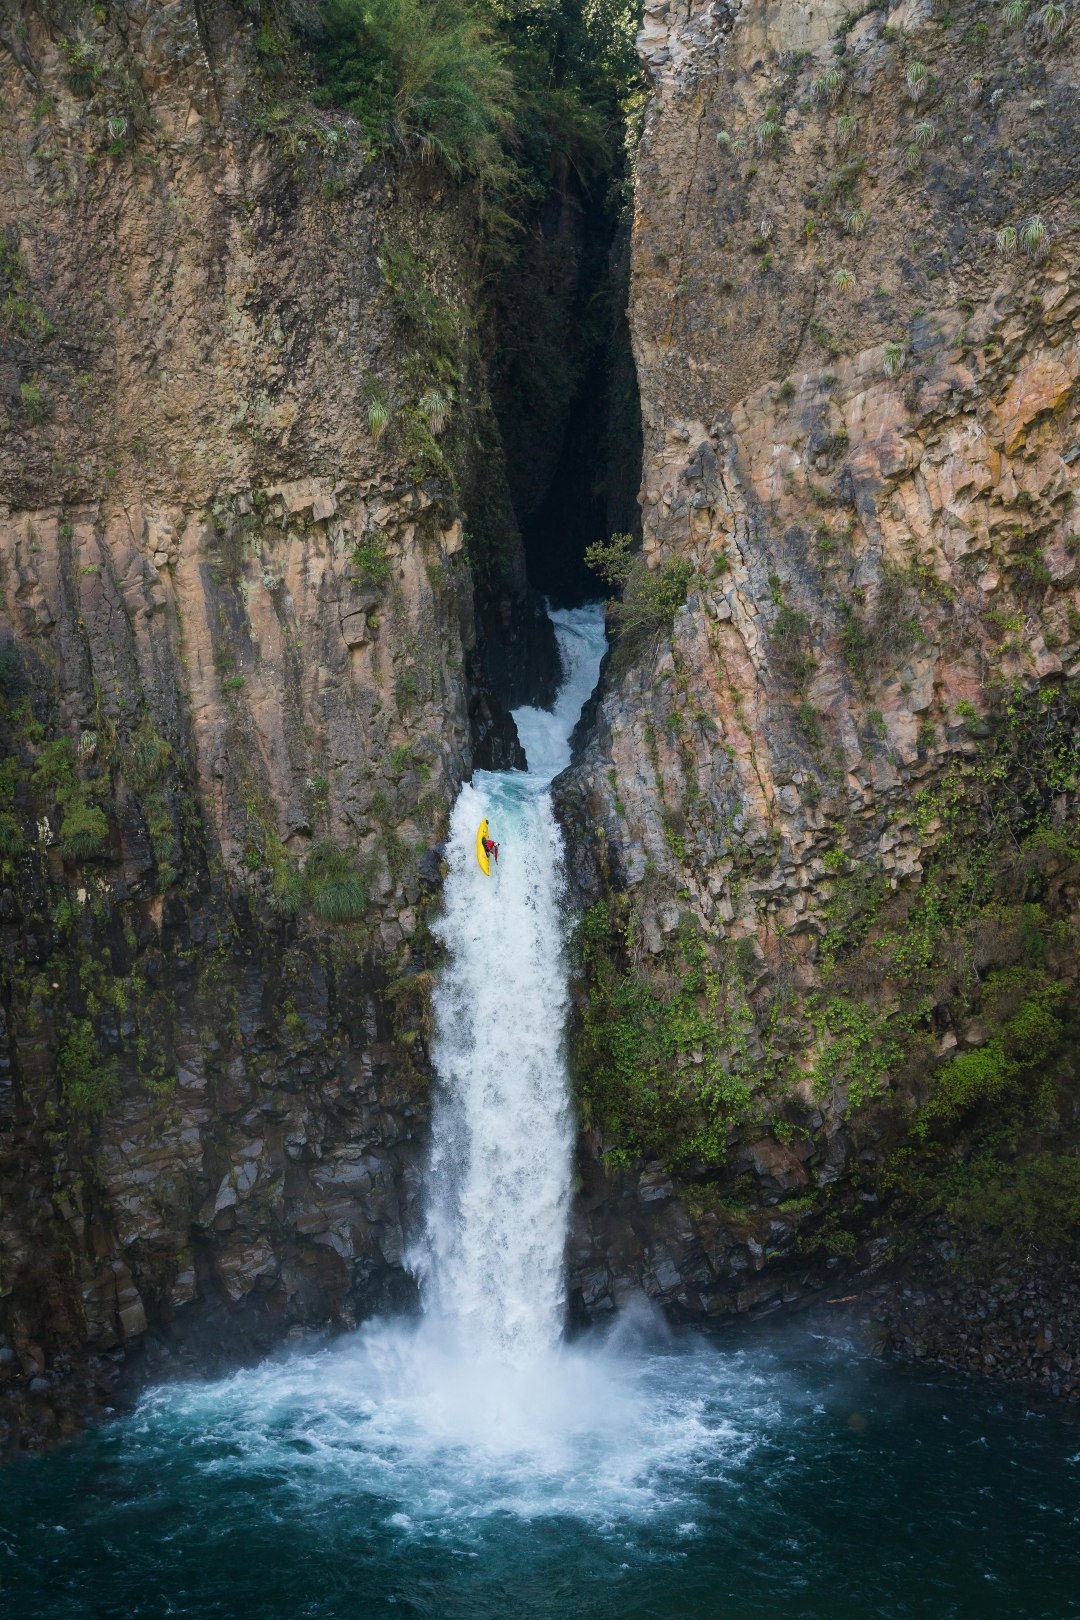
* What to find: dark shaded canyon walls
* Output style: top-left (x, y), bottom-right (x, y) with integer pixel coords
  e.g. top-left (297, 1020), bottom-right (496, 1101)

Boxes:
top-left (489, 163), bottom-right (643, 607)
top-left (557, 0), bottom-right (1080, 1391)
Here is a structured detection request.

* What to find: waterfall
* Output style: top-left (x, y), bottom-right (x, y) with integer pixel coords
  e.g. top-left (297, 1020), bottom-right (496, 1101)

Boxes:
top-left (421, 604), bottom-right (609, 1359)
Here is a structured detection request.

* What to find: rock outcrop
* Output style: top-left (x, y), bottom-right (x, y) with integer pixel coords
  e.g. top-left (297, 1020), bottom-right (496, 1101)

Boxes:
top-left (559, 0), bottom-right (1080, 1366)
top-left (0, 0), bottom-right (550, 1448)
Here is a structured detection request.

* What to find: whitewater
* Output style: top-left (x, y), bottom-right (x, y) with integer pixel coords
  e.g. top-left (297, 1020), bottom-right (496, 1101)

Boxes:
top-left (6, 603), bottom-right (1080, 1620)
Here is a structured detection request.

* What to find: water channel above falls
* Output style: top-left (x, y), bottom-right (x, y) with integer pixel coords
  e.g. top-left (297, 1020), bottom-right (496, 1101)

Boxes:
top-left (3, 606), bottom-right (1079, 1619)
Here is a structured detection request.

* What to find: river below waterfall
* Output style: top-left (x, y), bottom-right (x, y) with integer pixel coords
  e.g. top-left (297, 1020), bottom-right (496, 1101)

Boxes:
top-left (3, 606), bottom-right (1079, 1617)
top-left (2, 1320), bottom-right (1079, 1618)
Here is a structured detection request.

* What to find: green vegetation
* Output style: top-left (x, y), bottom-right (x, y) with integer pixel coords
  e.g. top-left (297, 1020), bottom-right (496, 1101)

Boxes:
top-left (905, 60), bottom-right (928, 100)
top-left (837, 563), bottom-right (922, 695)
top-left (584, 532), bottom-right (693, 662)
top-left (350, 531), bottom-right (393, 585)
top-left (1021, 215), bottom-right (1047, 256)
top-left (0, 811), bottom-right (26, 867)
top-left (312, 0), bottom-right (517, 178)
top-left (882, 339), bottom-right (907, 378)
top-left (57, 1019), bottom-right (120, 1119)
top-left (59, 803), bottom-right (109, 860)
top-left (576, 669), bottom-right (1080, 1211)
top-left (366, 386), bottom-right (391, 439)
top-left (306, 0), bottom-right (641, 197)
top-left (266, 837), bottom-right (371, 926)
top-left (1039, 1), bottom-right (1067, 41)
top-left (767, 598), bottom-right (816, 690)
top-left (32, 738), bottom-right (110, 865)
top-left (812, 66), bottom-right (845, 102)
top-left (754, 105), bottom-right (782, 153)
top-left (306, 841), bottom-right (370, 922)
top-left (1, 230), bottom-right (54, 343)
top-left (19, 379), bottom-right (50, 425)
top-left (574, 902), bottom-right (757, 1168)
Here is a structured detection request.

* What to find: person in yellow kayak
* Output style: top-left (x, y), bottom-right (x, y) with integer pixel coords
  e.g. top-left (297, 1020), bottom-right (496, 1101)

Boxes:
top-left (482, 832), bottom-right (499, 865)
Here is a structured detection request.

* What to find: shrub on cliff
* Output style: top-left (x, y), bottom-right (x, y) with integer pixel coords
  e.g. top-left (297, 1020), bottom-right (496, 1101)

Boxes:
top-left (313, 0), bottom-right (516, 180)
top-left (308, 0), bottom-right (635, 194)
top-left (584, 532), bottom-right (693, 659)
top-left (59, 803), bottom-right (109, 861)
top-left (57, 1020), bottom-right (120, 1119)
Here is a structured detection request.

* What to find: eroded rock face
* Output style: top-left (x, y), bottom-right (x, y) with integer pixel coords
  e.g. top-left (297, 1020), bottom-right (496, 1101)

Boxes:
top-left (0, 1), bottom-right (538, 1447)
top-left (559, 0), bottom-right (1080, 1346)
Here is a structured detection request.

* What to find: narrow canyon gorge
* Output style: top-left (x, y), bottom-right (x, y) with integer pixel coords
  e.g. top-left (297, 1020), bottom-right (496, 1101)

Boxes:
top-left (2, 0), bottom-right (1079, 1469)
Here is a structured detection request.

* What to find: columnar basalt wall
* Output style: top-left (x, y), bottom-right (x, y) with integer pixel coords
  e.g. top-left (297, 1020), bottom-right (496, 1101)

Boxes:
top-left (0, 0), bottom-right (543, 1447)
top-left (559, 0), bottom-right (1080, 1390)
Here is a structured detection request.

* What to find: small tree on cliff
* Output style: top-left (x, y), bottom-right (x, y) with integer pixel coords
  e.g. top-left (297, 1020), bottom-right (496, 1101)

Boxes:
top-left (584, 532), bottom-right (693, 655)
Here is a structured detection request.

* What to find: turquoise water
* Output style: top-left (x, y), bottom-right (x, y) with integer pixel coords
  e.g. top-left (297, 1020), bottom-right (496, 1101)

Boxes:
top-left (3, 1320), bottom-right (1078, 1619)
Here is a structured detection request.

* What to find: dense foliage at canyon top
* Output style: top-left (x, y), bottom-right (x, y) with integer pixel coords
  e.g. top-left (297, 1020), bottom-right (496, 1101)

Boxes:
top-left (281, 0), bottom-right (642, 199)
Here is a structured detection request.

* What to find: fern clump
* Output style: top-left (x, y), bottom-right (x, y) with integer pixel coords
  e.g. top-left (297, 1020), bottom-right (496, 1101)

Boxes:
top-left (313, 0), bottom-right (517, 182)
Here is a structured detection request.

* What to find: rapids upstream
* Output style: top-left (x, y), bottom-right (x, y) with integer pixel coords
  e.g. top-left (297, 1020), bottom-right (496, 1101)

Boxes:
top-left (3, 605), bottom-right (1080, 1618)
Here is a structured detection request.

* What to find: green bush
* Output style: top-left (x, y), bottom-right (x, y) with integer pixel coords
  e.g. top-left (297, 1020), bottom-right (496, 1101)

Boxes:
top-left (944, 1150), bottom-right (1080, 1253)
top-left (125, 718), bottom-right (172, 792)
top-left (0, 811), bottom-right (25, 861)
top-left (768, 603), bottom-right (816, 689)
top-left (306, 0), bottom-right (633, 206)
top-left (57, 1020), bottom-right (120, 1118)
top-left (312, 0), bottom-right (516, 179)
top-left (304, 841), bottom-right (369, 923)
top-left (916, 1041), bottom-right (1013, 1133)
top-left (59, 803), bottom-right (109, 861)
top-left (351, 532), bottom-right (393, 585)
top-left (19, 379), bottom-right (50, 424)
top-left (574, 902), bottom-right (756, 1168)
top-left (584, 532), bottom-right (693, 655)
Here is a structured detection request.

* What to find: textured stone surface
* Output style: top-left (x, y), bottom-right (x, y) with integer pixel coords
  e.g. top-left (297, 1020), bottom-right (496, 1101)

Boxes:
top-left (558, 0), bottom-right (1080, 1374)
top-left (0, 0), bottom-right (533, 1450)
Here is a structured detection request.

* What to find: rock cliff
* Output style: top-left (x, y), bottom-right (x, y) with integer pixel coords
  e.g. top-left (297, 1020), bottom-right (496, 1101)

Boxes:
top-left (559, 0), bottom-right (1080, 1389)
top-left (0, 0), bottom-right (559, 1447)
top-left (3, 0), bottom-right (1080, 1446)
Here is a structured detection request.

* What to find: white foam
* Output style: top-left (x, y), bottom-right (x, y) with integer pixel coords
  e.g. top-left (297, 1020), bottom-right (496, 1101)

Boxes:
top-left (418, 604), bottom-right (608, 1360)
top-left (125, 604), bottom-right (788, 1528)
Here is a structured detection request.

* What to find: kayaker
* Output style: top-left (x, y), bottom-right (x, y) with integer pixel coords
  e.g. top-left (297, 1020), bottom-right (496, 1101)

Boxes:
top-left (482, 834), bottom-right (499, 864)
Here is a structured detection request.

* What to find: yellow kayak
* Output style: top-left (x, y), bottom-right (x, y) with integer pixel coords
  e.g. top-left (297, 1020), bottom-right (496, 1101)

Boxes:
top-left (476, 818), bottom-right (490, 876)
